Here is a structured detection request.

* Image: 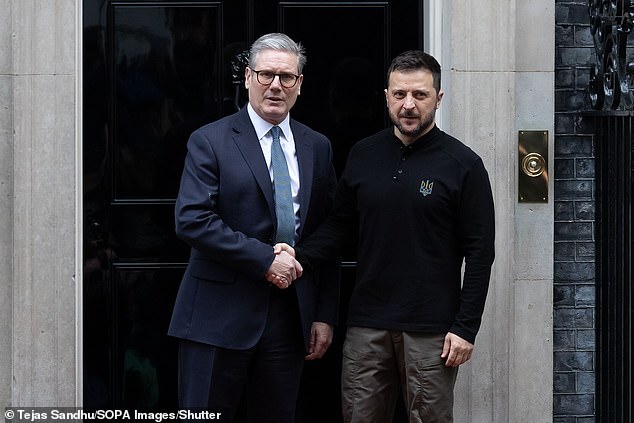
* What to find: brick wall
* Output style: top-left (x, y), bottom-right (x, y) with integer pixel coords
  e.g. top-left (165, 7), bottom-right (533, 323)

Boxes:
top-left (554, 1), bottom-right (596, 422)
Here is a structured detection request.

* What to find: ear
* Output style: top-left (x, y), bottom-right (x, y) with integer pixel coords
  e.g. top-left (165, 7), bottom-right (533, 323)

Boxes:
top-left (297, 74), bottom-right (304, 95)
top-left (436, 90), bottom-right (444, 109)
top-left (384, 88), bottom-right (389, 106)
top-left (244, 67), bottom-right (251, 90)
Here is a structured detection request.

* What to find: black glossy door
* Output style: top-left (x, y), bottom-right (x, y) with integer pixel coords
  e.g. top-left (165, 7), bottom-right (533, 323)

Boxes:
top-left (83, 0), bottom-right (424, 417)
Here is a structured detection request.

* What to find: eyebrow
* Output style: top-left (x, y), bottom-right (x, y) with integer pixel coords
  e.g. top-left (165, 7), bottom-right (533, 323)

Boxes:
top-left (390, 88), bottom-right (430, 94)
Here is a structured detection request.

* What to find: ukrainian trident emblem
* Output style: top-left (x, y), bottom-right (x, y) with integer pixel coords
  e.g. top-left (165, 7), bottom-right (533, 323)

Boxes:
top-left (419, 179), bottom-right (434, 196)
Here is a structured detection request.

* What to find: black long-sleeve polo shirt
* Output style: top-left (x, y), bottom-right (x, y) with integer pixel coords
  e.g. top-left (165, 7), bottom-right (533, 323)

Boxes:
top-left (297, 125), bottom-right (495, 344)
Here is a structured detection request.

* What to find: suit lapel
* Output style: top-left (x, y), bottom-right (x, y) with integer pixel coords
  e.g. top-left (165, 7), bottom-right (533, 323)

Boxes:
top-left (292, 120), bottom-right (314, 236)
top-left (231, 109), bottom-right (276, 218)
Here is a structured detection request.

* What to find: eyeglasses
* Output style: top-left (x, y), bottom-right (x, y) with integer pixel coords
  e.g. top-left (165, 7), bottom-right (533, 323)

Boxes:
top-left (251, 69), bottom-right (300, 88)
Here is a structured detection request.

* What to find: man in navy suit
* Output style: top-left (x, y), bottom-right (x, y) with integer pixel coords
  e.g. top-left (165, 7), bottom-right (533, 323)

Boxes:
top-left (168, 33), bottom-right (339, 422)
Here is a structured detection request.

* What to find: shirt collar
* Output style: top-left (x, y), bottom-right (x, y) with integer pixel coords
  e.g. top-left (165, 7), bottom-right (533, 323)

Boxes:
top-left (247, 103), bottom-right (292, 140)
top-left (392, 124), bottom-right (440, 149)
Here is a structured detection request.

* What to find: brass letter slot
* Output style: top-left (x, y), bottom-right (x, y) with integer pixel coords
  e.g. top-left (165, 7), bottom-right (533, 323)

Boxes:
top-left (518, 130), bottom-right (548, 203)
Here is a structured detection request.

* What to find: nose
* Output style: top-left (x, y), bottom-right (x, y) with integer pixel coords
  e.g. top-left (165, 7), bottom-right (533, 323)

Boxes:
top-left (402, 93), bottom-right (415, 109)
top-left (269, 75), bottom-right (283, 89)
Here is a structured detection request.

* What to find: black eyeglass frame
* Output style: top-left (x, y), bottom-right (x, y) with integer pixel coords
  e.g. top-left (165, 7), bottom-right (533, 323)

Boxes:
top-left (250, 69), bottom-right (301, 88)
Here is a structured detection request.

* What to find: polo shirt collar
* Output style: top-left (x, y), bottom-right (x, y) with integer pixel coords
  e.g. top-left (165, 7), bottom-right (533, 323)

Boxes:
top-left (392, 124), bottom-right (441, 149)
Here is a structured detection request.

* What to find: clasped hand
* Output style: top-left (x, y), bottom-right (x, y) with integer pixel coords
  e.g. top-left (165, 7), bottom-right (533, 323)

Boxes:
top-left (266, 243), bottom-right (300, 289)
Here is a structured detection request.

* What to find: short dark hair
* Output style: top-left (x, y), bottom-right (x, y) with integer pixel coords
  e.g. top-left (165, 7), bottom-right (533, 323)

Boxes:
top-left (387, 50), bottom-right (441, 93)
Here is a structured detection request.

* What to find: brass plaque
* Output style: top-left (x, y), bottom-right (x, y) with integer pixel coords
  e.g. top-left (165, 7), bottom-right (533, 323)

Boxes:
top-left (518, 130), bottom-right (548, 203)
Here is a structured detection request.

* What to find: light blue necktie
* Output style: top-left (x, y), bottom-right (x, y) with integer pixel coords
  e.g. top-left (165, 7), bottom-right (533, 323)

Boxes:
top-left (270, 126), bottom-right (295, 245)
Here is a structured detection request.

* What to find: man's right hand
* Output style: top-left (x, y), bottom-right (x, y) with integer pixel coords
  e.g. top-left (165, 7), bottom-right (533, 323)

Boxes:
top-left (273, 242), bottom-right (295, 257)
top-left (266, 250), bottom-right (302, 289)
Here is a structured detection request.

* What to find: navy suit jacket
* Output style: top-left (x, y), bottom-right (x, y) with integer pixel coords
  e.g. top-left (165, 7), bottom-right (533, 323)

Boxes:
top-left (168, 107), bottom-right (340, 351)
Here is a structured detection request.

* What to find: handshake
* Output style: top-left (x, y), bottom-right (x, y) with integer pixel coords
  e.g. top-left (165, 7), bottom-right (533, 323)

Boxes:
top-left (266, 243), bottom-right (299, 289)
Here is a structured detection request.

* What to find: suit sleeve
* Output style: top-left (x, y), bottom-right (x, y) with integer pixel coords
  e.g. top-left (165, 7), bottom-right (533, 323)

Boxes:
top-left (174, 130), bottom-right (275, 280)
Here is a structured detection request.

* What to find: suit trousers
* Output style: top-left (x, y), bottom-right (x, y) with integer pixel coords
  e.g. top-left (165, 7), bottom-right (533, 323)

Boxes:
top-left (178, 286), bottom-right (305, 423)
top-left (342, 327), bottom-right (458, 423)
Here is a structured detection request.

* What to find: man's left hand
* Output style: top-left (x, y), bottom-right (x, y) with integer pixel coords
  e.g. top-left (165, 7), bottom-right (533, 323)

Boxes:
top-left (305, 322), bottom-right (333, 360)
top-left (441, 332), bottom-right (473, 367)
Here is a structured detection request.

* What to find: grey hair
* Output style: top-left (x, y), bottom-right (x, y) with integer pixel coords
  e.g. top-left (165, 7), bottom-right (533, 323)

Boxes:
top-left (248, 33), bottom-right (307, 74)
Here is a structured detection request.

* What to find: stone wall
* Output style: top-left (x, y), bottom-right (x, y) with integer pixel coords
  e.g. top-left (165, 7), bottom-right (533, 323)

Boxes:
top-left (443, 1), bottom-right (554, 421)
top-left (1, 0), bottom-right (79, 411)
top-left (0, 0), bottom-right (15, 415)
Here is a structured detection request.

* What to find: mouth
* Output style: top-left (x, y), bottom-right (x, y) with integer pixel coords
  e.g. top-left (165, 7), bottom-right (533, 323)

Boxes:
top-left (266, 96), bottom-right (284, 103)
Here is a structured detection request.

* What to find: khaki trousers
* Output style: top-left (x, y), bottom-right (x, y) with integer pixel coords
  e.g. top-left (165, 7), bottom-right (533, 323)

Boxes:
top-left (342, 327), bottom-right (458, 423)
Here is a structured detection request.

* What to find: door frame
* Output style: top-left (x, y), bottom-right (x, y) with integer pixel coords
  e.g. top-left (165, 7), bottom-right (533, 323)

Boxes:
top-left (76, 0), bottom-right (85, 406)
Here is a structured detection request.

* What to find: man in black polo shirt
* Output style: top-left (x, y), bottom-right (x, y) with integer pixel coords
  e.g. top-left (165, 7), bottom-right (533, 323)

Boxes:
top-left (272, 50), bottom-right (495, 422)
